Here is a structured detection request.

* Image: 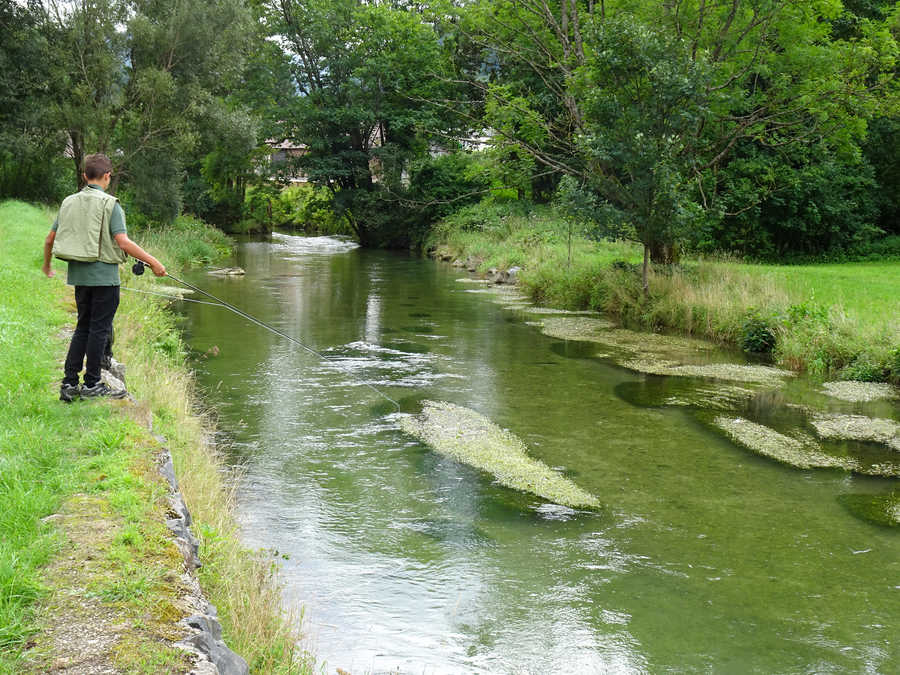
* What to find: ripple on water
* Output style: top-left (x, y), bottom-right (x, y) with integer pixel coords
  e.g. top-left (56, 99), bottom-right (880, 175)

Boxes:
top-left (271, 232), bottom-right (359, 254)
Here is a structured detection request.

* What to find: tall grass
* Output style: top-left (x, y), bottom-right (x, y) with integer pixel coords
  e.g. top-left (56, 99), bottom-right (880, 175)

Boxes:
top-left (430, 200), bottom-right (900, 383)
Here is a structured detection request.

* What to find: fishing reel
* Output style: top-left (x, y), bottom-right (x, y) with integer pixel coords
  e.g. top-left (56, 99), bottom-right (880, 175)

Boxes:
top-left (132, 259), bottom-right (146, 276)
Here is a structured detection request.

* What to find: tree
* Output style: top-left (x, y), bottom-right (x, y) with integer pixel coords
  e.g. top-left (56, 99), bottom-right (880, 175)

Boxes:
top-left (267, 0), bottom-right (460, 245)
top-left (454, 0), bottom-right (897, 267)
top-left (0, 0), bottom-right (69, 202)
top-left (572, 17), bottom-right (711, 289)
top-left (37, 0), bottom-right (254, 220)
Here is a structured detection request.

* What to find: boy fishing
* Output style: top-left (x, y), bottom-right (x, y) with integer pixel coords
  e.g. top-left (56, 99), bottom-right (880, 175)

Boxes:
top-left (42, 153), bottom-right (166, 402)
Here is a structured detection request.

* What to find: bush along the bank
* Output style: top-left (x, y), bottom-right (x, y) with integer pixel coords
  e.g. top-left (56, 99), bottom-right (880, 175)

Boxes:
top-left (740, 310), bottom-right (778, 355)
top-left (129, 214), bottom-right (232, 269)
top-left (431, 199), bottom-right (900, 384)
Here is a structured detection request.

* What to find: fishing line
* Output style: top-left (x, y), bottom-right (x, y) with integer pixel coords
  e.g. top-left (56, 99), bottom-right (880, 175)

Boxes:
top-left (121, 286), bottom-right (223, 306)
top-left (130, 262), bottom-right (401, 412)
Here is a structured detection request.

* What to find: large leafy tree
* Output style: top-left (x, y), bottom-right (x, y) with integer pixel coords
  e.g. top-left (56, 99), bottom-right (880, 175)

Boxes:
top-left (266, 0), bottom-right (459, 245)
top-left (572, 17), bottom-right (712, 286)
top-left (36, 0), bottom-right (254, 220)
top-left (0, 0), bottom-right (69, 202)
top-left (455, 0), bottom-right (898, 263)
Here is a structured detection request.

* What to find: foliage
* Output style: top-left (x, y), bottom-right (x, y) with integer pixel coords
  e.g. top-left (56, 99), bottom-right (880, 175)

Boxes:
top-left (433, 203), bottom-right (899, 381)
top-left (0, 1), bottom-right (68, 203)
top-left (697, 142), bottom-right (881, 258)
top-left (863, 115), bottom-right (900, 235)
top-left (554, 175), bottom-right (598, 267)
top-left (131, 214), bottom-right (232, 269)
top-left (242, 184), bottom-right (346, 234)
top-left (2, 0), bottom-right (900, 259)
top-left (740, 311), bottom-right (778, 354)
top-left (453, 0), bottom-right (899, 264)
top-left (263, 0), bottom-right (462, 246)
top-left (0, 0), bottom-right (256, 224)
top-left (572, 17), bottom-right (710, 265)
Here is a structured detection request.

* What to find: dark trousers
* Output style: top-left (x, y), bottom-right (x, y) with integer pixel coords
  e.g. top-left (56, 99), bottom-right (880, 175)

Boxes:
top-left (63, 285), bottom-right (120, 388)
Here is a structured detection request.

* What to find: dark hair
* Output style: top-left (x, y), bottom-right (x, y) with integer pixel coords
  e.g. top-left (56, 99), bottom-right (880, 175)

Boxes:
top-left (83, 153), bottom-right (113, 180)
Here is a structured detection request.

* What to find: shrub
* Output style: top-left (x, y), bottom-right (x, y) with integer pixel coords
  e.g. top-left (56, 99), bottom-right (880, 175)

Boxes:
top-left (839, 353), bottom-right (887, 382)
top-left (740, 310), bottom-right (777, 353)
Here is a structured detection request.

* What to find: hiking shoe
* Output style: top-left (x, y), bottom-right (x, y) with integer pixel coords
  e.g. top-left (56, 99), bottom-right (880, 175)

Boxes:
top-left (59, 383), bottom-right (80, 403)
top-left (80, 382), bottom-right (128, 399)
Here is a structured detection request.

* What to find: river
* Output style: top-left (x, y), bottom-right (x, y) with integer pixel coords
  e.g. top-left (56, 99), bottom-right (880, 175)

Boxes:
top-left (177, 233), bottom-right (898, 674)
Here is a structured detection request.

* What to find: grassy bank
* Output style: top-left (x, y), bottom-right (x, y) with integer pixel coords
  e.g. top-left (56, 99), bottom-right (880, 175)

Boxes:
top-left (430, 201), bottom-right (900, 383)
top-left (0, 201), bottom-right (311, 673)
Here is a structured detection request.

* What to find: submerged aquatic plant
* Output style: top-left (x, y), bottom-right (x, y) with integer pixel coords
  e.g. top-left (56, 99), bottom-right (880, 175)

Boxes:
top-left (838, 492), bottom-right (900, 527)
top-left (821, 381), bottom-right (898, 403)
top-left (398, 401), bottom-right (601, 509)
top-left (810, 414), bottom-right (900, 451)
top-left (714, 416), bottom-right (858, 471)
top-left (622, 360), bottom-right (793, 385)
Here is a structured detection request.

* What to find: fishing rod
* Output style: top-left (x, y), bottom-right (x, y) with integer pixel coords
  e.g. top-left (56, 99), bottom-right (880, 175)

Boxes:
top-left (130, 260), bottom-right (401, 412)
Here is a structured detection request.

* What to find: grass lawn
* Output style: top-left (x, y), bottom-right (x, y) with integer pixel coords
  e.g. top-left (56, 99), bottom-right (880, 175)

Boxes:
top-left (736, 261), bottom-right (900, 331)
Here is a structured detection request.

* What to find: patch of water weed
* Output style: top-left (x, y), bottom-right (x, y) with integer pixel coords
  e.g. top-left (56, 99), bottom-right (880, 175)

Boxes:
top-left (518, 307), bottom-right (600, 316)
top-left (398, 401), bottom-right (601, 509)
top-left (810, 414), bottom-right (900, 451)
top-left (615, 379), bottom-right (757, 411)
top-left (837, 492), bottom-right (900, 527)
top-left (534, 318), bottom-right (789, 385)
top-left (821, 381), bottom-right (898, 403)
top-left (713, 416), bottom-right (858, 471)
top-left (622, 360), bottom-right (793, 385)
top-left (537, 316), bottom-right (617, 341)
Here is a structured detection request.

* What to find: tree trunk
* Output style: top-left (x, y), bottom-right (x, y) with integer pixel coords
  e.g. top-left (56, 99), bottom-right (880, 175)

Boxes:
top-left (642, 244), bottom-right (650, 296)
top-left (70, 130), bottom-right (85, 191)
top-left (649, 241), bottom-right (680, 265)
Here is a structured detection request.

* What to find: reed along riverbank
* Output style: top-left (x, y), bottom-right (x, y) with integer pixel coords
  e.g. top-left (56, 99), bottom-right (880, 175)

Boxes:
top-left (429, 201), bottom-right (900, 384)
top-left (0, 200), bottom-right (312, 673)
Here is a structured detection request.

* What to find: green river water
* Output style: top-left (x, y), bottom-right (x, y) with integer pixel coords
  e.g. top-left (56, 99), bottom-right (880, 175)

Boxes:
top-left (177, 233), bottom-right (898, 674)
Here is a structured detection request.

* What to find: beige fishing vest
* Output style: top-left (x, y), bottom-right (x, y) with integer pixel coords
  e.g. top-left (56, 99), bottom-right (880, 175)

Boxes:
top-left (53, 187), bottom-right (127, 264)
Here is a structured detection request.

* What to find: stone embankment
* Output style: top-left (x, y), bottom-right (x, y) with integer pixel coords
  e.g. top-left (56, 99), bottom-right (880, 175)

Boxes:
top-left (157, 445), bottom-right (249, 675)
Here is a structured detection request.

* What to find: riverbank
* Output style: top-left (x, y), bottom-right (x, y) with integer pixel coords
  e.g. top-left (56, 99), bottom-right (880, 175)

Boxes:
top-left (0, 201), bottom-right (311, 673)
top-left (429, 202), bottom-right (900, 384)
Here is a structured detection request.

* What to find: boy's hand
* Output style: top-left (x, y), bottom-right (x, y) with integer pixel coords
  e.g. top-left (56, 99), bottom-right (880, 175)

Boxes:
top-left (150, 262), bottom-right (166, 277)
top-left (42, 264), bottom-right (55, 278)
